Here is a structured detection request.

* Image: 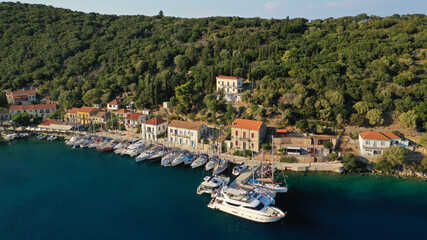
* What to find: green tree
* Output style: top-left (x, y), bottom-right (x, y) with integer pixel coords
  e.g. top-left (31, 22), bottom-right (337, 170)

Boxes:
top-left (82, 89), bottom-right (102, 106)
top-left (350, 113), bottom-right (365, 126)
top-left (419, 133), bottom-right (427, 146)
top-left (366, 109), bottom-right (384, 126)
top-left (324, 141), bottom-right (333, 149)
top-left (175, 82), bottom-right (193, 114)
top-left (341, 154), bottom-right (366, 172)
top-left (0, 90), bottom-right (7, 107)
top-left (375, 145), bottom-right (407, 172)
top-left (398, 110), bottom-right (418, 128)
top-left (353, 101), bottom-right (370, 115)
top-left (295, 119), bottom-right (308, 132)
top-left (12, 112), bottom-right (31, 126)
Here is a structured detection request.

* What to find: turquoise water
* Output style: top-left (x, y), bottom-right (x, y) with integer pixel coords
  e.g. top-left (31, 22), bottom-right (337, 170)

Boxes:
top-left (1, 139), bottom-right (426, 240)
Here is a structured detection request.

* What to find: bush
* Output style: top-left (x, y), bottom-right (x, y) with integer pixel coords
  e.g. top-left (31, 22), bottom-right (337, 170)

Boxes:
top-left (323, 141), bottom-right (333, 149)
top-left (374, 145), bottom-right (407, 172)
top-left (280, 156), bottom-right (296, 163)
top-left (341, 154), bottom-right (366, 172)
top-left (261, 142), bottom-right (271, 150)
top-left (329, 152), bottom-right (338, 161)
top-left (278, 147), bottom-right (287, 154)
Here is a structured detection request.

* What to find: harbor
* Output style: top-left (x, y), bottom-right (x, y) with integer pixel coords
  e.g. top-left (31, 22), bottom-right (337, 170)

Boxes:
top-left (1, 138), bottom-right (426, 239)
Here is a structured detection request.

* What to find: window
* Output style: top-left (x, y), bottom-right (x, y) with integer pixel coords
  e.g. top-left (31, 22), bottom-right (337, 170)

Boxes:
top-left (233, 82), bottom-right (235, 87)
top-left (251, 143), bottom-right (254, 149)
top-left (192, 141), bottom-right (194, 147)
top-left (381, 141), bottom-right (385, 146)
top-left (191, 132), bottom-right (194, 136)
top-left (243, 132), bottom-right (246, 139)
top-left (235, 141), bottom-right (238, 146)
top-left (251, 133), bottom-right (254, 138)
top-left (175, 130), bottom-right (177, 134)
top-left (365, 140), bottom-right (369, 144)
top-left (235, 131), bottom-right (238, 136)
top-left (170, 129), bottom-right (173, 133)
top-left (186, 139), bottom-right (188, 144)
top-left (170, 137), bottom-right (173, 142)
top-left (184, 131), bottom-right (187, 136)
top-left (179, 130), bottom-right (182, 135)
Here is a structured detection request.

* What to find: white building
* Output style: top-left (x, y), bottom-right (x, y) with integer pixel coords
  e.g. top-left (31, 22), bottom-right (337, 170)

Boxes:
top-left (359, 131), bottom-right (409, 156)
top-left (216, 75), bottom-right (244, 94)
top-left (9, 104), bottom-right (57, 118)
top-left (124, 113), bottom-right (148, 128)
top-left (6, 90), bottom-right (37, 105)
top-left (107, 98), bottom-right (121, 110)
top-left (142, 117), bottom-right (168, 141)
top-left (168, 120), bottom-right (207, 148)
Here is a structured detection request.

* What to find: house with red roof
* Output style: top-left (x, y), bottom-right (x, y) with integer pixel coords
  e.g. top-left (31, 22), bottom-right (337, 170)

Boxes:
top-left (9, 104), bottom-right (57, 118)
top-left (107, 97), bottom-right (121, 110)
top-left (359, 131), bottom-right (409, 156)
top-left (231, 118), bottom-right (267, 152)
top-left (216, 75), bottom-right (244, 94)
top-left (124, 113), bottom-right (148, 128)
top-left (6, 90), bottom-right (37, 105)
top-left (142, 117), bottom-right (168, 140)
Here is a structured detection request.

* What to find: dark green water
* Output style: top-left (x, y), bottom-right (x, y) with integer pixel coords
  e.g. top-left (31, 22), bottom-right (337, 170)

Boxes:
top-left (1, 139), bottom-right (426, 240)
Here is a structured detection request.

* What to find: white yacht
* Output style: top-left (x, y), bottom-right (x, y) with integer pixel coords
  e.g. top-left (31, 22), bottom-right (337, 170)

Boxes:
top-left (197, 175), bottom-right (230, 195)
top-left (122, 142), bottom-right (144, 156)
top-left (208, 187), bottom-right (285, 223)
top-left (191, 154), bottom-right (208, 168)
top-left (232, 163), bottom-right (248, 176)
top-left (170, 151), bottom-right (190, 167)
top-left (205, 157), bottom-right (217, 171)
top-left (148, 149), bottom-right (168, 162)
top-left (212, 159), bottom-right (228, 175)
top-left (183, 154), bottom-right (197, 165)
top-left (66, 136), bottom-right (78, 146)
top-left (249, 178), bottom-right (288, 193)
top-left (135, 149), bottom-right (156, 162)
top-left (161, 152), bottom-right (178, 166)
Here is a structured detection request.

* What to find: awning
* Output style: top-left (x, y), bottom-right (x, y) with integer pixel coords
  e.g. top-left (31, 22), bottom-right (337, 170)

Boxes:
top-left (286, 146), bottom-right (302, 150)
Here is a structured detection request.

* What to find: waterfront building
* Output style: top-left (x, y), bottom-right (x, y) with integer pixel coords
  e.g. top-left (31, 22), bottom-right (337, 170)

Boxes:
top-left (65, 108), bottom-right (79, 123)
top-left (124, 113), bottom-right (148, 128)
top-left (6, 90), bottom-right (37, 105)
top-left (168, 120), bottom-right (207, 148)
top-left (9, 104), bottom-right (57, 118)
top-left (142, 117), bottom-right (168, 141)
top-left (216, 75), bottom-right (244, 94)
top-left (272, 133), bottom-right (338, 155)
top-left (230, 119), bottom-right (267, 152)
top-left (113, 108), bottom-right (129, 119)
top-left (90, 111), bottom-right (108, 124)
top-left (359, 131), bottom-right (409, 156)
top-left (77, 107), bottom-right (99, 125)
top-left (107, 98), bottom-right (121, 110)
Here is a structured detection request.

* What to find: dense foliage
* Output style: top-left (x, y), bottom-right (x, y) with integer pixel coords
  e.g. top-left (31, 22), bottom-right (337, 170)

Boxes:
top-left (1, 3), bottom-right (426, 130)
top-left (374, 145), bottom-right (407, 172)
top-left (340, 154), bottom-right (367, 172)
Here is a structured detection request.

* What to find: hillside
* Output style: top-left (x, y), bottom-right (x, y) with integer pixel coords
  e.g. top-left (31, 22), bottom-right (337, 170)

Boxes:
top-left (0, 2), bottom-right (426, 131)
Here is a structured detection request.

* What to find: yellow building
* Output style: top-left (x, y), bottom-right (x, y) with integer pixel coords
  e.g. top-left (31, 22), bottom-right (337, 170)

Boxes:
top-left (76, 106), bottom-right (99, 124)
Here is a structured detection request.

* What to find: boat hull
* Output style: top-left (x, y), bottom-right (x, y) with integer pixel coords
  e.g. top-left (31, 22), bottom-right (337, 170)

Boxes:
top-left (208, 202), bottom-right (285, 223)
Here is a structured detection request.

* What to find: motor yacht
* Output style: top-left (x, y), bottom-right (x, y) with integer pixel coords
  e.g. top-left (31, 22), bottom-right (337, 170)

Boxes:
top-left (212, 159), bottom-right (228, 175)
top-left (232, 163), bottom-right (248, 176)
top-left (197, 175), bottom-right (230, 195)
top-left (205, 157), bottom-right (218, 171)
top-left (208, 187), bottom-right (285, 223)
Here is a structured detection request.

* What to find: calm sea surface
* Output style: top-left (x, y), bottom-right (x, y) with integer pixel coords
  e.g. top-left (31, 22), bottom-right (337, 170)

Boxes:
top-left (1, 139), bottom-right (426, 240)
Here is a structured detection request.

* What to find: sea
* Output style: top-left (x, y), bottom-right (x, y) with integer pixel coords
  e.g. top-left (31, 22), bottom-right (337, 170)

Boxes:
top-left (1, 138), bottom-right (426, 240)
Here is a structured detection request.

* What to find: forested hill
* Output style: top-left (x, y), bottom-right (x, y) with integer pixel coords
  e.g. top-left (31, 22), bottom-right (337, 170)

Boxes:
top-left (0, 2), bottom-right (426, 130)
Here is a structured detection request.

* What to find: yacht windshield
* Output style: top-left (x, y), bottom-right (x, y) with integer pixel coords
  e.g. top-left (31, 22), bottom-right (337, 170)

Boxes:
top-left (255, 202), bottom-right (265, 210)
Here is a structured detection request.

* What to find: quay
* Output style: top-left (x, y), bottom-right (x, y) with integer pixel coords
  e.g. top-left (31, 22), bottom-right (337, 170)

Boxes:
top-left (228, 165), bottom-right (260, 189)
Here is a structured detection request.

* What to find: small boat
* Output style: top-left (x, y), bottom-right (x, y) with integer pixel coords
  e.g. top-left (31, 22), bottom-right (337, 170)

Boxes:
top-left (183, 154), bottom-right (197, 165)
top-left (148, 149), bottom-right (168, 162)
top-left (171, 151), bottom-right (190, 167)
top-left (136, 149), bottom-right (156, 162)
top-left (232, 163), bottom-right (248, 176)
top-left (248, 178), bottom-right (288, 193)
top-left (161, 152), bottom-right (178, 167)
top-left (208, 187), bottom-right (285, 223)
top-left (205, 157), bottom-right (218, 171)
top-left (191, 154), bottom-right (208, 169)
top-left (123, 142), bottom-right (145, 157)
top-left (212, 159), bottom-right (228, 175)
top-left (197, 175), bottom-right (230, 195)
top-left (66, 136), bottom-right (79, 146)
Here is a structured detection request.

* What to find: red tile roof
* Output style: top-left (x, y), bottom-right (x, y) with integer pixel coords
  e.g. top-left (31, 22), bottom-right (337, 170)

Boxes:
top-left (145, 117), bottom-right (167, 126)
top-left (276, 129), bottom-right (288, 134)
top-left (67, 108), bottom-right (80, 114)
top-left (125, 113), bottom-right (142, 120)
top-left (10, 104), bottom-right (56, 111)
top-left (216, 75), bottom-right (242, 80)
top-left (39, 119), bottom-right (58, 126)
top-left (359, 131), bottom-right (401, 140)
top-left (6, 90), bottom-right (36, 96)
top-left (107, 99), bottom-right (120, 105)
top-left (78, 106), bottom-right (98, 113)
top-left (232, 119), bottom-right (264, 131)
top-left (115, 109), bottom-right (129, 114)
top-left (169, 120), bottom-right (202, 130)
top-left (92, 111), bottom-right (106, 118)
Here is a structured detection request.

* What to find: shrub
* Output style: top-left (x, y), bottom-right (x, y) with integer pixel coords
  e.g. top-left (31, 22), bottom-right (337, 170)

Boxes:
top-left (280, 156), bottom-right (296, 163)
top-left (324, 141), bottom-right (333, 149)
top-left (341, 154), bottom-right (366, 172)
top-left (329, 152), bottom-right (338, 161)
